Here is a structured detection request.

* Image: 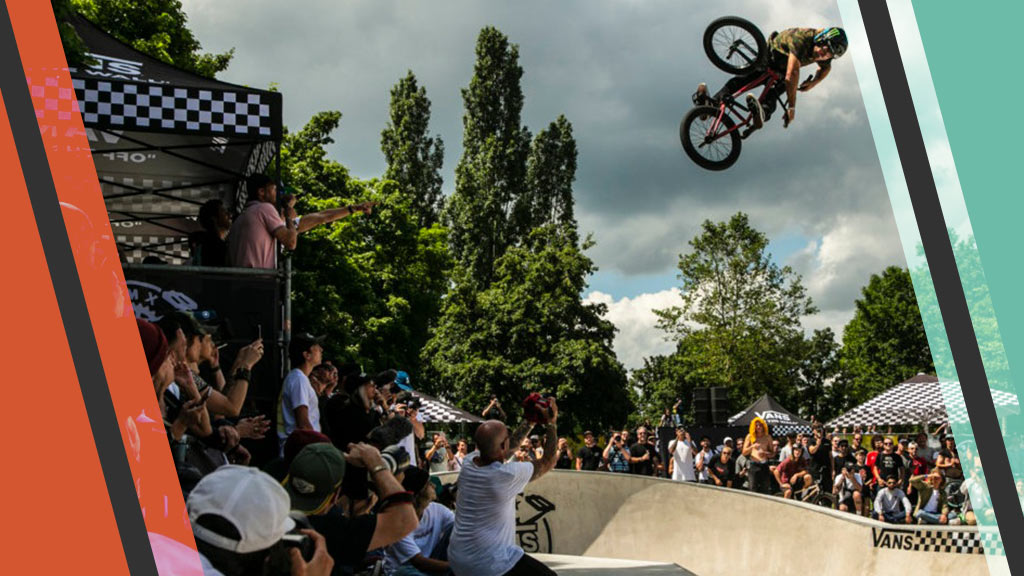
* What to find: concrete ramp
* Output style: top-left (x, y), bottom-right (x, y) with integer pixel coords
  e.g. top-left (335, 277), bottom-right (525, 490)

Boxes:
top-left (437, 470), bottom-right (1005, 576)
top-left (536, 553), bottom-right (696, 575)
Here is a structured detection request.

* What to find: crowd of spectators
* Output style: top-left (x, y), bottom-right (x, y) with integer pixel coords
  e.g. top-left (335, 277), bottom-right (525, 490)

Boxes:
top-left (548, 413), bottom-right (977, 527)
top-left (136, 173), bottom-right (1002, 576)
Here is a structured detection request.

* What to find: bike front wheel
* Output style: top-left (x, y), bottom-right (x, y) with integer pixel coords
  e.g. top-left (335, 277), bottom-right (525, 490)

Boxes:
top-left (680, 105), bottom-right (742, 171)
top-left (703, 16), bottom-right (768, 74)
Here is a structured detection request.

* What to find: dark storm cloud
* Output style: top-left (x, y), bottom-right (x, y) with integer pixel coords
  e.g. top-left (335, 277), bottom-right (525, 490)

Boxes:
top-left (182, 0), bottom-right (904, 318)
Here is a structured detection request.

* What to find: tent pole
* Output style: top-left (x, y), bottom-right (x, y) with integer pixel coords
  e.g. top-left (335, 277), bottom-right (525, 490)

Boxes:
top-left (283, 252), bottom-right (292, 378)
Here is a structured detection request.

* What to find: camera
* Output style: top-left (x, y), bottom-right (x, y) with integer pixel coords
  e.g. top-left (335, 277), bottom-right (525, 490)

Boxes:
top-left (266, 513), bottom-right (315, 574)
top-left (522, 393), bottom-right (555, 424)
top-left (367, 444), bottom-right (410, 482)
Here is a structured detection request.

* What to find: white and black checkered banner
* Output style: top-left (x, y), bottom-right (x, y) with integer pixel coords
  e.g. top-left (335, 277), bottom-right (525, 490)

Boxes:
top-left (871, 527), bottom-right (1003, 556)
top-left (408, 390), bottom-right (484, 424)
top-left (73, 78), bottom-right (281, 138)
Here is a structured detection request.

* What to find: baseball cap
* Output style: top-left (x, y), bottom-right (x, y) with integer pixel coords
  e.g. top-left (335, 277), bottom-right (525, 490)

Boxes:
top-left (188, 465), bottom-right (295, 554)
top-left (283, 430), bottom-right (332, 468)
top-left (583, 430), bottom-right (594, 437)
top-left (394, 370), bottom-right (413, 392)
top-left (285, 443), bottom-right (346, 514)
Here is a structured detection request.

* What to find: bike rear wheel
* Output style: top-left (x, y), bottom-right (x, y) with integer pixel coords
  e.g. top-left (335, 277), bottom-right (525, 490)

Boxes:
top-left (813, 491), bottom-right (837, 509)
top-left (680, 105), bottom-right (742, 171)
top-left (703, 16), bottom-right (768, 74)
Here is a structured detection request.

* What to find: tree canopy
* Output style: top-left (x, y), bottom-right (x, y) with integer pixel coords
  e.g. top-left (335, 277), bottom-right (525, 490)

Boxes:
top-left (840, 266), bottom-right (934, 403)
top-left (65, 0), bottom-right (233, 77)
top-left (654, 213), bottom-right (816, 409)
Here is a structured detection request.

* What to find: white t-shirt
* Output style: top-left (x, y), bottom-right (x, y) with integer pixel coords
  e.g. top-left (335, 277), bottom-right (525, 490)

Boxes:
top-left (695, 449), bottom-right (713, 482)
top-left (449, 452), bottom-right (533, 576)
top-left (396, 411), bottom-right (424, 467)
top-left (669, 439), bottom-right (696, 482)
top-left (276, 369), bottom-right (320, 451)
top-left (385, 501), bottom-right (456, 573)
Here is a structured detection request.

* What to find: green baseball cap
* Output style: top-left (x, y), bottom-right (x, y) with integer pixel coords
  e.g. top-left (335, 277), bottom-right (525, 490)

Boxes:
top-left (284, 443), bottom-right (346, 513)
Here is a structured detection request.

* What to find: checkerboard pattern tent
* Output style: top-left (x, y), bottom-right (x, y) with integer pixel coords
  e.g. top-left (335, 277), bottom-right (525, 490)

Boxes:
top-left (409, 391), bottom-right (484, 424)
top-left (828, 374), bottom-right (1019, 429)
top-left (34, 15), bottom-right (283, 264)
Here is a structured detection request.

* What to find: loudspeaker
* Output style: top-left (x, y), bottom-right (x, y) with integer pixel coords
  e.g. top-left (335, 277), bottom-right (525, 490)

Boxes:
top-left (711, 387), bottom-right (731, 425)
top-left (693, 387), bottom-right (711, 426)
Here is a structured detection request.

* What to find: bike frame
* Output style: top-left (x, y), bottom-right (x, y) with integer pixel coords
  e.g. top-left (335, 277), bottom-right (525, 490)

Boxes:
top-left (703, 67), bottom-right (788, 143)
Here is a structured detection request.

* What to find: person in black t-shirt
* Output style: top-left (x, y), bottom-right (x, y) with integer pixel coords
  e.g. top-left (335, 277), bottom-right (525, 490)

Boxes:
top-left (709, 447), bottom-right (735, 487)
top-left (555, 437), bottom-right (574, 469)
top-left (628, 427), bottom-right (658, 476)
top-left (576, 431), bottom-right (603, 471)
top-left (874, 438), bottom-right (904, 485)
top-left (807, 426), bottom-right (833, 491)
top-left (285, 443), bottom-right (418, 574)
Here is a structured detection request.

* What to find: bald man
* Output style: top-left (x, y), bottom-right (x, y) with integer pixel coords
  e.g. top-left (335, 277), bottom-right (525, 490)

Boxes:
top-left (448, 398), bottom-right (560, 576)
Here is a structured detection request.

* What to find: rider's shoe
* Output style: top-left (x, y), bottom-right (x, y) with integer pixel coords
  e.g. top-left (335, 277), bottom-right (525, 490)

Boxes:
top-left (693, 82), bottom-right (710, 106)
top-left (746, 94), bottom-right (765, 130)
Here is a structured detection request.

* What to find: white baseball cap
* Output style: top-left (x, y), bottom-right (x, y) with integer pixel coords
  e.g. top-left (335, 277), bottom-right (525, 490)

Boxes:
top-left (187, 465), bottom-right (296, 553)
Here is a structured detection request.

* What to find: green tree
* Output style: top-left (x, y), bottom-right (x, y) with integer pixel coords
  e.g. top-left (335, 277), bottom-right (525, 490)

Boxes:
top-left (841, 266), bottom-right (934, 402)
top-left (655, 213), bottom-right (816, 408)
top-left (284, 112), bottom-right (450, 373)
top-left (422, 226), bottom-right (630, 434)
top-left (796, 328), bottom-right (845, 422)
top-left (445, 26), bottom-right (531, 287)
top-left (513, 115), bottom-right (578, 243)
top-left (381, 71), bottom-right (445, 228)
top-left (629, 352), bottom-right (693, 427)
top-left (52, 0), bottom-right (91, 67)
top-left (71, 0), bottom-right (233, 78)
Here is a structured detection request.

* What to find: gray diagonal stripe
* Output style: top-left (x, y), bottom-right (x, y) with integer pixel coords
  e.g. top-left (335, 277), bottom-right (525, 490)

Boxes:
top-left (0, 4), bottom-right (158, 575)
top-left (858, 0), bottom-right (1024, 570)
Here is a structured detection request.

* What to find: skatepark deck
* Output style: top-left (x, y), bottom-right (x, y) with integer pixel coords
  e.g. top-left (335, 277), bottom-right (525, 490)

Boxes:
top-left (436, 470), bottom-right (1005, 576)
top-left (536, 554), bottom-right (696, 575)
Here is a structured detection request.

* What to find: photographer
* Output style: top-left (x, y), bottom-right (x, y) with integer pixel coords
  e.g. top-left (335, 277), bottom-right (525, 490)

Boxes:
top-left (482, 396), bottom-right (507, 422)
top-left (188, 465), bottom-right (334, 576)
top-left (425, 433), bottom-right (452, 474)
top-left (448, 397), bottom-right (561, 576)
top-left (602, 431), bottom-right (631, 473)
top-left (393, 391), bottom-right (426, 468)
top-left (285, 442), bottom-right (418, 574)
top-left (833, 461), bottom-right (864, 514)
top-left (228, 174), bottom-right (375, 269)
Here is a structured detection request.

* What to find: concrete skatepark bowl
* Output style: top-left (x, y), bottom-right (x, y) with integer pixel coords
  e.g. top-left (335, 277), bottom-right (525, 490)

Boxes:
top-left (437, 470), bottom-right (1005, 576)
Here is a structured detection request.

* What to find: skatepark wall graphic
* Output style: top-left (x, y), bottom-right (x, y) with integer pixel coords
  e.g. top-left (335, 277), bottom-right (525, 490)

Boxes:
top-left (438, 470), bottom-right (1005, 576)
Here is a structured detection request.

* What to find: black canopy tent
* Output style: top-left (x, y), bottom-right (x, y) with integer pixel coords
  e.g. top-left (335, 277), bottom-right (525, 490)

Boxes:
top-left (51, 16), bottom-right (287, 464)
top-left (67, 15), bottom-right (282, 263)
top-left (728, 394), bottom-right (812, 436)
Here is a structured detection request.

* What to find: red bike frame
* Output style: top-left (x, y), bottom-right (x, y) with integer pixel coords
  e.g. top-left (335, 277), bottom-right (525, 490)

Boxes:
top-left (704, 67), bottom-right (786, 142)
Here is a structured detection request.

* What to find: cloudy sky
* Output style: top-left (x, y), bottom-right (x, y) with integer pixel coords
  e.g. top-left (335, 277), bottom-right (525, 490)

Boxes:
top-left (181, 0), bottom-right (907, 370)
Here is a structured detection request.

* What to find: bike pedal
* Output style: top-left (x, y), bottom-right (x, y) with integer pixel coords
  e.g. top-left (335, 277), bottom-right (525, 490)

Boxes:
top-left (740, 127), bottom-right (755, 139)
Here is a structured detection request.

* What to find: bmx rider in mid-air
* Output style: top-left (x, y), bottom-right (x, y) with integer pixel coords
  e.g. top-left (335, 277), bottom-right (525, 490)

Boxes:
top-left (695, 27), bottom-right (848, 129)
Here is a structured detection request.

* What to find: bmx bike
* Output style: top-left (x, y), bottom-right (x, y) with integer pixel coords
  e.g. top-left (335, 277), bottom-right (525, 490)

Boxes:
top-left (774, 478), bottom-right (837, 509)
top-left (680, 16), bottom-right (807, 171)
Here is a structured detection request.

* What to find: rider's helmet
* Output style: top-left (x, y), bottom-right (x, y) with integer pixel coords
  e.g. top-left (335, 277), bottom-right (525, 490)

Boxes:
top-left (814, 27), bottom-right (848, 58)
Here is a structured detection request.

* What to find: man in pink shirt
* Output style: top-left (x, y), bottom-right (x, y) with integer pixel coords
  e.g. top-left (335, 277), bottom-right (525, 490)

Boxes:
top-left (228, 175), bottom-right (375, 269)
